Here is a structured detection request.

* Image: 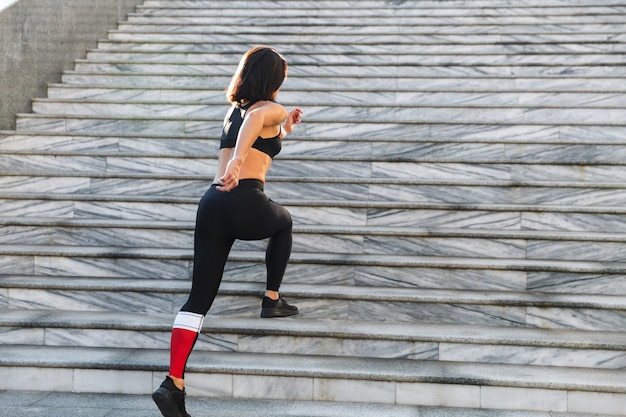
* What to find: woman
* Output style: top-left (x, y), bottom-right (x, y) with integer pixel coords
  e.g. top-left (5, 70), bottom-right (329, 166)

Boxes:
top-left (153, 46), bottom-right (303, 417)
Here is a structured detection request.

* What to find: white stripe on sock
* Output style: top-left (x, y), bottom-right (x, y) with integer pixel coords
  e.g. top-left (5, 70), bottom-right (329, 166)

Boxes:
top-left (173, 311), bottom-right (204, 332)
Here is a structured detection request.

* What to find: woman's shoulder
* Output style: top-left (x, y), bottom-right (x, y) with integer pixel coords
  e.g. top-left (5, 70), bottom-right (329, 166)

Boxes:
top-left (248, 100), bottom-right (287, 121)
top-left (249, 100), bottom-right (285, 111)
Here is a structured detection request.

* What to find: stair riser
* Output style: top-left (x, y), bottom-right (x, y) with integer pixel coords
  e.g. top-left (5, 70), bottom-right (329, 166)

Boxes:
top-left (74, 56), bottom-right (626, 78)
top-left (63, 203), bottom-right (588, 230)
top-left (62, 70), bottom-right (626, 89)
top-left (124, 12), bottom-right (626, 26)
top-left (5, 133), bottom-right (626, 164)
top-left (104, 31), bottom-right (626, 46)
top-left (45, 85), bottom-right (626, 110)
top-left (5, 256), bottom-right (626, 295)
top-left (9, 135), bottom-right (626, 166)
top-left (137, 1), bottom-right (626, 12)
top-left (89, 50), bottom-right (626, 68)
top-left (4, 225), bottom-right (626, 262)
top-left (6, 153), bottom-right (626, 183)
top-left (3, 366), bottom-right (625, 413)
top-left (17, 116), bottom-right (626, 143)
top-left (137, 1), bottom-right (626, 14)
top-left (0, 134), bottom-right (217, 154)
top-left (363, 184), bottom-right (626, 206)
top-left (29, 101), bottom-right (626, 126)
top-left (6, 197), bottom-right (626, 233)
top-left (4, 182), bottom-right (626, 207)
top-left (114, 22), bottom-right (626, 36)
top-left (76, 44), bottom-right (626, 63)
top-left (5, 288), bottom-right (626, 330)
top-left (4, 326), bottom-right (626, 369)
top-left (0, 184), bottom-right (626, 210)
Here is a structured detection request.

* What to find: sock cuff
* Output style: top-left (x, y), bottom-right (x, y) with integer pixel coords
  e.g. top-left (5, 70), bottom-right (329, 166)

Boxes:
top-left (173, 311), bottom-right (204, 332)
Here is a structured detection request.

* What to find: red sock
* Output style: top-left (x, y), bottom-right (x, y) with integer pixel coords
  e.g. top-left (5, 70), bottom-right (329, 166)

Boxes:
top-left (169, 312), bottom-right (204, 379)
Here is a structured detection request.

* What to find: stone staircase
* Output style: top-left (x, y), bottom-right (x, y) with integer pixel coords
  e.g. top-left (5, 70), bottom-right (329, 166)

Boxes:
top-left (1, 0), bottom-right (626, 415)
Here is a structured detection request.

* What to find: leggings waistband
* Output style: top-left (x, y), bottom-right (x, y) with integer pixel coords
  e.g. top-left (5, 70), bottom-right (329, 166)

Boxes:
top-left (211, 178), bottom-right (264, 191)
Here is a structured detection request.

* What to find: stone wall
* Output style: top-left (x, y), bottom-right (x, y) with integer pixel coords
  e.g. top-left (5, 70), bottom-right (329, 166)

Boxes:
top-left (0, 0), bottom-right (144, 130)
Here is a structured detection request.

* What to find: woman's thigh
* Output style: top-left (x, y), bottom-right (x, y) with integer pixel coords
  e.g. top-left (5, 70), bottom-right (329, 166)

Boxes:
top-left (224, 185), bottom-right (292, 240)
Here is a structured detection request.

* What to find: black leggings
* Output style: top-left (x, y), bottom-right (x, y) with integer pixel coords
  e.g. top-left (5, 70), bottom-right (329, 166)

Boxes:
top-left (181, 179), bottom-right (292, 315)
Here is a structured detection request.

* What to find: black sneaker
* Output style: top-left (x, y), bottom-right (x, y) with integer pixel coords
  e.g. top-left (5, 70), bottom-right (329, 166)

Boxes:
top-left (260, 296), bottom-right (299, 318)
top-left (152, 376), bottom-right (191, 417)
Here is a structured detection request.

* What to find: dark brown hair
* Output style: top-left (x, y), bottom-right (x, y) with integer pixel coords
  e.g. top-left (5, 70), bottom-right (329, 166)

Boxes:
top-left (226, 46), bottom-right (288, 104)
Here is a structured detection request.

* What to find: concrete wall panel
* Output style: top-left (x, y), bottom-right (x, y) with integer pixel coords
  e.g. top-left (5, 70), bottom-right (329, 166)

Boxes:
top-left (0, 0), bottom-right (144, 130)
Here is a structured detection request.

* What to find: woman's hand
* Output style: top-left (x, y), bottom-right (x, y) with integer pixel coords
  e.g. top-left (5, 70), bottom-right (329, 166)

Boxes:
top-left (216, 157), bottom-right (243, 192)
top-left (282, 107), bottom-right (303, 135)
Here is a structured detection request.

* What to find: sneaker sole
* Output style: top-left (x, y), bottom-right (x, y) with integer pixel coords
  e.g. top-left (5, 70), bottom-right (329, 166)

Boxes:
top-left (260, 309), bottom-right (299, 318)
top-left (152, 387), bottom-right (185, 417)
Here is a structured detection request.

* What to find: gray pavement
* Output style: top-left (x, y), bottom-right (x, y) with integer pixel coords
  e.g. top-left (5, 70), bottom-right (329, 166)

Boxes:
top-left (0, 391), bottom-right (619, 417)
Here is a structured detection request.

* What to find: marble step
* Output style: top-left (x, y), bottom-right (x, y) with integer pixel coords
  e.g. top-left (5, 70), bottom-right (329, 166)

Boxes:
top-left (131, 4), bottom-right (626, 16)
top-left (100, 33), bottom-right (626, 51)
top-left (8, 192), bottom-right (626, 236)
top-left (104, 30), bottom-right (626, 47)
top-left (18, 114), bottom-right (626, 142)
top-left (124, 11), bottom-right (626, 30)
top-left (4, 217), bottom-right (626, 262)
top-left (3, 261), bottom-right (626, 303)
top-left (0, 234), bottom-right (626, 296)
top-left (5, 393), bottom-right (621, 417)
top-left (3, 310), bottom-right (626, 369)
top-left (4, 244), bottom-right (626, 287)
top-left (4, 174), bottom-right (626, 206)
top-left (116, 21), bottom-right (626, 35)
top-left (34, 88), bottom-right (626, 110)
top-left (43, 86), bottom-right (626, 110)
top-left (4, 130), bottom-right (626, 149)
top-left (1, 344), bottom-right (625, 414)
top-left (4, 132), bottom-right (626, 163)
top-left (15, 111), bottom-right (626, 140)
top-left (138, 0), bottom-right (626, 9)
top-left (78, 52), bottom-right (626, 78)
top-left (79, 47), bottom-right (626, 71)
top-left (25, 102), bottom-right (626, 129)
top-left (3, 273), bottom-right (626, 329)
top-left (5, 152), bottom-right (626, 185)
top-left (4, 153), bottom-right (626, 182)
top-left (88, 47), bottom-right (626, 69)
top-left (29, 100), bottom-right (626, 124)
top-left (135, 1), bottom-right (626, 18)
top-left (3, 248), bottom-right (626, 295)
top-left (59, 71), bottom-right (626, 91)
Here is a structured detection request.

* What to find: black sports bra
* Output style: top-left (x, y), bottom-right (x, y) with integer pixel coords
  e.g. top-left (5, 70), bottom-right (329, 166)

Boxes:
top-left (219, 102), bottom-right (282, 159)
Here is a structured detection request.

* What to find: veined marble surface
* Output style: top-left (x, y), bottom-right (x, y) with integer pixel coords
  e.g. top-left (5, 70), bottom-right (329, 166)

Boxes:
top-left (5, 269), bottom-right (626, 330)
top-left (43, 87), bottom-right (626, 111)
top-left (528, 272), bottom-right (626, 295)
top-left (24, 115), bottom-right (626, 142)
top-left (85, 44), bottom-right (626, 68)
top-left (0, 175), bottom-right (91, 194)
top-left (439, 343), bottom-right (626, 369)
top-left (115, 21), bottom-right (626, 36)
top-left (527, 307), bottom-right (626, 331)
top-left (6, 133), bottom-right (626, 157)
top-left (126, 14), bottom-right (626, 29)
top-left (4, 0), bottom-right (626, 404)
top-left (365, 183), bottom-right (626, 205)
top-left (78, 49), bottom-right (626, 77)
top-left (63, 61), bottom-right (626, 83)
top-left (87, 37), bottom-right (626, 55)
top-left (124, 5), bottom-right (626, 19)
top-left (42, 106), bottom-right (623, 128)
